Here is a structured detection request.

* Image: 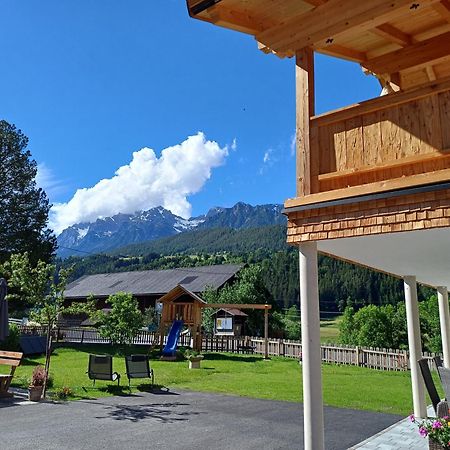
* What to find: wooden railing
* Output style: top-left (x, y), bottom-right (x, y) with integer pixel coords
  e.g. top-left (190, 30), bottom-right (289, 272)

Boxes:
top-left (19, 326), bottom-right (440, 372)
top-left (288, 77), bottom-right (450, 206)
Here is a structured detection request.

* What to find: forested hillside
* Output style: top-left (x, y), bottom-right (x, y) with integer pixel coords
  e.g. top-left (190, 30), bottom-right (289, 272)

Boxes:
top-left (60, 225), bottom-right (432, 312)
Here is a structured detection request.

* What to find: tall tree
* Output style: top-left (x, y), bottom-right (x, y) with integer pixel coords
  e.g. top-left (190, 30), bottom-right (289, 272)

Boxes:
top-left (0, 120), bottom-right (56, 264)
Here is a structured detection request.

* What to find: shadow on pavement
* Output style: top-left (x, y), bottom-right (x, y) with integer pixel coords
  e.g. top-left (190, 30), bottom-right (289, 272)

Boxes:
top-left (99, 401), bottom-right (203, 423)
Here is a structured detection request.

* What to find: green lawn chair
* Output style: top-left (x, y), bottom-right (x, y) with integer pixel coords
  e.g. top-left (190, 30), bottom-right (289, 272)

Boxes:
top-left (125, 354), bottom-right (154, 389)
top-left (87, 354), bottom-right (120, 386)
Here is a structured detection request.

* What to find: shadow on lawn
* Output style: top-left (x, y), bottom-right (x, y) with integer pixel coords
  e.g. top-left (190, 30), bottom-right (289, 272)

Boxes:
top-left (99, 401), bottom-right (202, 423)
top-left (204, 353), bottom-right (261, 363)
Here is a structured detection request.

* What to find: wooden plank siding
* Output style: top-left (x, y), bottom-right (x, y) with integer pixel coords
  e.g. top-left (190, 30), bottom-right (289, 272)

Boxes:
top-left (310, 89), bottom-right (450, 193)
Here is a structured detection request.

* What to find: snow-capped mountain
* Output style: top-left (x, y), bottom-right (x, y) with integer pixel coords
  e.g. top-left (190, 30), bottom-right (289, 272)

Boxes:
top-left (56, 203), bottom-right (285, 258)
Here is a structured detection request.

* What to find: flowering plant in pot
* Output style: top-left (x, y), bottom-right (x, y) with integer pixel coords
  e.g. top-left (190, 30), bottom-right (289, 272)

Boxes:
top-left (184, 349), bottom-right (204, 369)
top-left (411, 414), bottom-right (450, 449)
top-left (28, 365), bottom-right (47, 402)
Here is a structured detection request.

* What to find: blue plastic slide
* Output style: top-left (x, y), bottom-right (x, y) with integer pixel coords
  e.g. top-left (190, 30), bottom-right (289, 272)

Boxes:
top-left (162, 320), bottom-right (184, 356)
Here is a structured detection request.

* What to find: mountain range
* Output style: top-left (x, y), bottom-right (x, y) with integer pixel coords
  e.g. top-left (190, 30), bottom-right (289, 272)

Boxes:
top-left (57, 202), bottom-right (285, 258)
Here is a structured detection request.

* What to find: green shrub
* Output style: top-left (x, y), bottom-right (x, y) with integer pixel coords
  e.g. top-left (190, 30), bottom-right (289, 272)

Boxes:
top-left (0, 323), bottom-right (20, 351)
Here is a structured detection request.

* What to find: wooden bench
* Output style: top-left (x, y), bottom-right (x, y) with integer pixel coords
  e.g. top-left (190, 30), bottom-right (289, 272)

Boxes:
top-left (0, 350), bottom-right (23, 398)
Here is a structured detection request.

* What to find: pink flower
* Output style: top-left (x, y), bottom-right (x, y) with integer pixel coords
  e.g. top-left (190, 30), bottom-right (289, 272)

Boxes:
top-left (419, 426), bottom-right (428, 437)
top-left (409, 414), bottom-right (415, 422)
top-left (433, 420), bottom-right (443, 429)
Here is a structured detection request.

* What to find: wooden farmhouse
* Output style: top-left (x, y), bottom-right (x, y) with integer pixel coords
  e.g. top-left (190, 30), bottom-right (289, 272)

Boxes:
top-left (64, 264), bottom-right (243, 311)
top-left (186, 1), bottom-right (450, 448)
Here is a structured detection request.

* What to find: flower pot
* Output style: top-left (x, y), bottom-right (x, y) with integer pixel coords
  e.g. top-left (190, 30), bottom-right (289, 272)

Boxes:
top-left (28, 385), bottom-right (44, 402)
top-left (188, 355), bottom-right (204, 369)
top-left (429, 439), bottom-right (447, 450)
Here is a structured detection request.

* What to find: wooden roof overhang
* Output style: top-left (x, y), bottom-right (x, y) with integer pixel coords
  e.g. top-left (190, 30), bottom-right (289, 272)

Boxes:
top-left (187, 0), bottom-right (450, 90)
top-left (157, 285), bottom-right (206, 305)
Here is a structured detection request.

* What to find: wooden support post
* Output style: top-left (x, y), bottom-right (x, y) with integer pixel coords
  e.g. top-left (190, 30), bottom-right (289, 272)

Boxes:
top-left (404, 276), bottom-right (427, 418)
top-left (264, 305), bottom-right (269, 359)
top-left (295, 48), bottom-right (315, 197)
top-left (299, 241), bottom-right (324, 450)
top-left (437, 287), bottom-right (450, 368)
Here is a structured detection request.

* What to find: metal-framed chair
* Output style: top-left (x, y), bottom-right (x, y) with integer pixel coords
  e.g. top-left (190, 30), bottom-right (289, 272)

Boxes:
top-left (125, 354), bottom-right (154, 389)
top-left (438, 366), bottom-right (450, 401)
top-left (87, 354), bottom-right (120, 386)
top-left (418, 358), bottom-right (449, 417)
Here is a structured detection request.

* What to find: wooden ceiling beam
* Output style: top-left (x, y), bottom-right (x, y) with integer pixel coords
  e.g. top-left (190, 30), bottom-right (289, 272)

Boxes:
top-left (426, 65), bottom-right (438, 81)
top-left (302, 0), bottom-right (328, 6)
top-left (433, 0), bottom-right (450, 23)
top-left (318, 44), bottom-right (367, 63)
top-left (364, 31), bottom-right (450, 75)
top-left (207, 5), bottom-right (275, 34)
top-left (371, 23), bottom-right (413, 46)
top-left (256, 0), bottom-right (440, 54)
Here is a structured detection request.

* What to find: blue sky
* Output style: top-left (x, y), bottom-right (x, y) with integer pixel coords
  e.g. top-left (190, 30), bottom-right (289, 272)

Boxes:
top-left (0, 1), bottom-right (380, 232)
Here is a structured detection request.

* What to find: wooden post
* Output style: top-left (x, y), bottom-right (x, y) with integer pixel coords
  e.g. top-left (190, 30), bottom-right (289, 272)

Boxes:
top-left (299, 241), bottom-right (324, 450)
top-left (264, 305), bottom-right (269, 359)
top-left (295, 48), bottom-right (315, 197)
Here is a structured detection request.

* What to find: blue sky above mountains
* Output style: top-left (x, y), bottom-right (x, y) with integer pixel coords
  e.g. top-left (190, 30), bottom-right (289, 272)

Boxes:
top-left (0, 0), bottom-right (380, 233)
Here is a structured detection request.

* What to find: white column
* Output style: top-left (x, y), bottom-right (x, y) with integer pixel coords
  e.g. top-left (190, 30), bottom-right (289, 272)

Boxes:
top-left (437, 287), bottom-right (450, 368)
top-left (299, 241), bottom-right (324, 450)
top-left (404, 276), bottom-right (427, 418)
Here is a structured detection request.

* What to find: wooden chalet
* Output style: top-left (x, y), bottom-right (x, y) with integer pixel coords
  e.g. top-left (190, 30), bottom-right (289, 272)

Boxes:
top-left (186, 1), bottom-right (450, 448)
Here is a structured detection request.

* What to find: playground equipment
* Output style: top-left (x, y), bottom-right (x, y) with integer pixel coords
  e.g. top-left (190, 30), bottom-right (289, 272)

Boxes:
top-left (156, 284), bottom-right (272, 357)
top-left (162, 320), bottom-right (184, 358)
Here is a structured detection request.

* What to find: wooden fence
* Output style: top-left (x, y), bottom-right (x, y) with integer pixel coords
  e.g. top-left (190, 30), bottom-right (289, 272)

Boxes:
top-left (18, 325), bottom-right (438, 371)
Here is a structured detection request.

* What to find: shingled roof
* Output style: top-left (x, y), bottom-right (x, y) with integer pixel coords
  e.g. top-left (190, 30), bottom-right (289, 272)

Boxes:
top-left (64, 264), bottom-right (243, 299)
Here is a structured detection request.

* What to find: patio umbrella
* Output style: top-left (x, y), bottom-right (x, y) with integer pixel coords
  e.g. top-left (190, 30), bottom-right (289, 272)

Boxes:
top-left (0, 278), bottom-right (9, 341)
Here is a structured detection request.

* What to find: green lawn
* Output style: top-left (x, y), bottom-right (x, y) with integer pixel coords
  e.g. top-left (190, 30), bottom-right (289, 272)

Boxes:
top-left (1, 343), bottom-right (437, 416)
top-left (320, 316), bottom-right (342, 343)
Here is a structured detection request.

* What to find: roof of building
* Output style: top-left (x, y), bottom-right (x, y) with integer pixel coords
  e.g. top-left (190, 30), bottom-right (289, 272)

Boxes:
top-left (213, 308), bottom-right (248, 317)
top-left (158, 285), bottom-right (206, 305)
top-left (64, 264), bottom-right (243, 299)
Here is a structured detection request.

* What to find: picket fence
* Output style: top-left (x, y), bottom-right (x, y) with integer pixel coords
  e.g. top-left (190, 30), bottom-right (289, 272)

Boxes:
top-left (18, 325), bottom-right (438, 372)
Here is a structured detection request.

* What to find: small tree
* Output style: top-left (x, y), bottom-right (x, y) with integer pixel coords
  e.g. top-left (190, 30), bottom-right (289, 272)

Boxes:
top-left (29, 265), bottom-right (75, 397)
top-left (1, 252), bottom-right (76, 397)
top-left (98, 292), bottom-right (143, 349)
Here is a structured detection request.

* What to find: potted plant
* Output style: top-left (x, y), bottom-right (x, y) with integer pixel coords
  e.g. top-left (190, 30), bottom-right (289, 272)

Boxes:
top-left (410, 414), bottom-right (450, 449)
top-left (28, 365), bottom-right (47, 402)
top-left (185, 349), bottom-right (204, 369)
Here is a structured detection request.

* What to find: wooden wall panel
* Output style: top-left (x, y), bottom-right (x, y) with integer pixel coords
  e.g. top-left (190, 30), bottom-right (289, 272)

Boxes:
top-left (362, 111), bottom-right (382, 166)
top-left (315, 89), bottom-right (449, 192)
top-left (440, 91), bottom-right (450, 149)
top-left (417, 94), bottom-right (443, 152)
top-left (345, 117), bottom-right (364, 169)
top-left (380, 106), bottom-right (402, 161)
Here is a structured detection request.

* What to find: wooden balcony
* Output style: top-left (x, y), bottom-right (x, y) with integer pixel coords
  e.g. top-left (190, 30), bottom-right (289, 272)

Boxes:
top-left (286, 76), bottom-right (450, 209)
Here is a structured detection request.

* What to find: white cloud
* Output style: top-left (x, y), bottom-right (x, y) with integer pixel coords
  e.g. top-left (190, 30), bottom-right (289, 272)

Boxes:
top-left (231, 138), bottom-right (237, 152)
top-left (290, 133), bottom-right (296, 156)
top-left (50, 132), bottom-right (228, 234)
top-left (35, 163), bottom-right (66, 200)
top-left (263, 149), bottom-right (273, 164)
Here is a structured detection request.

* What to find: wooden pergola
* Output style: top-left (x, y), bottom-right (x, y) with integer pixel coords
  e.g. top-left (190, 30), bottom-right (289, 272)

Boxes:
top-left (186, 1), bottom-right (450, 449)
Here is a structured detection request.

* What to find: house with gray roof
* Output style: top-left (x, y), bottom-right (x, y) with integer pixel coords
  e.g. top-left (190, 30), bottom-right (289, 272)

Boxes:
top-left (64, 264), bottom-right (243, 310)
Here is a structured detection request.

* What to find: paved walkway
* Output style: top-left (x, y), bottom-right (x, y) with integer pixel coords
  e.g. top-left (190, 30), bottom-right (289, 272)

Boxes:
top-left (0, 388), bottom-right (401, 450)
top-left (350, 407), bottom-right (434, 450)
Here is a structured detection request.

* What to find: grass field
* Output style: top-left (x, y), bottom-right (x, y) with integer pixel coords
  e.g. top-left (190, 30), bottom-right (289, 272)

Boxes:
top-left (0, 343), bottom-right (435, 416)
top-left (320, 316), bottom-right (341, 343)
